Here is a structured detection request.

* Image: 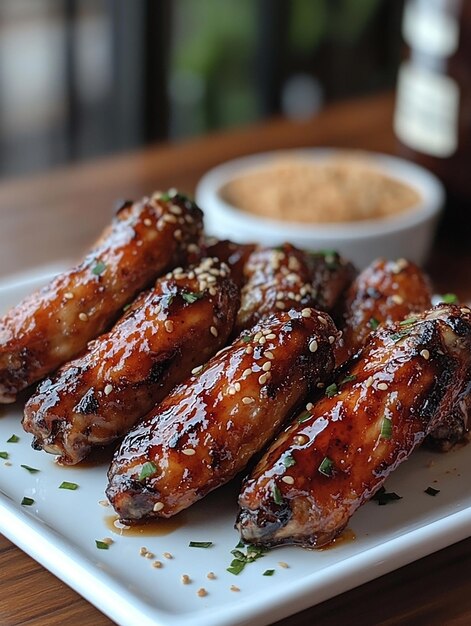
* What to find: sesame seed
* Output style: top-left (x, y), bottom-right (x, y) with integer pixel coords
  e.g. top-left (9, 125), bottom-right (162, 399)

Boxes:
top-left (197, 588), bottom-right (208, 597)
top-left (242, 396), bottom-right (254, 404)
top-left (265, 351), bottom-right (274, 360)
top-left (170, 204), bottom-right (182, 215)
top-left (242, 368), bottom-right (252, 378)
top-left (102, 537), bottom-right (114, 545)
top-left (254, 332), bottom-right (262, 342)
top-left (78, 312), bottom-right (88, 322)
top-left (259, 373), bottom-right (270, 385)
top-left (278, 561), bottom-right (289, 569)
top-left (246, 346), bottom-right (253, 354)
top-left (192, 365), bottom-right (203, 375)
top-left (4, 461), bottom-right (11, 467)
top-left (182, 448), bottom-right (196, 456)
top-left (328, 335), bottom-right (336, 344)
top-left (234, 382), bottom-right (241, 392)
top-left (301, 308), bottom-right (312, 318)
top-left (145, 551), bottom-right (154, 559)
top-left (104, 384), bottom-right (113, 396)
top-left (140, 547), bottom-right (148, 556)
top-left (181, 574), bottom-right (191, 584)
top-left (266, 334), bottom-right (276, 340)
top-left (64, 292), bottom-right (74, 300)
top-left (230, 585), bottom-right (240, 592)
top-left (210, 326), bottom-right (218, 337)
top-left (163, 213), bottom-right (177, 223)
top-left (262, 361), bottom-right (272, 372)
top-left (113, 519), bottom-right (130, 530)
top-left (209, 287), bottom-right (217, 296)
top-left (282, 475), bottom-right (294, 485)
top-left (377, 382), bottom-right (388, 391)
top-left (153, 502), bottom-right (164, 512)
top-left (420, 349), bottom-right (430, 360)
top-left (294, 435), bottom-right (308, 445)
top-left (144, 218), bottom-right (152, 226)
top-left (365, 376), bottom-right (374, 388)
top-left (275, 301), bottom-right (285, 309)
top-left (309, 339), bottom-right (318, 353)
top-left (316, 382), bottom-right (325, 388)
top-left (391, 294), bottom-right (404, 305)
top-left (165, 320), bottom-right (174, 333)
top-left (258, 336), bottom-right (266, 345)
top-left (152, 560), bottom-right (163, 568)
top-left (207, 572), bottom-right (216, 580)
top-left (163, 552), bottom-right (173, 559)
top-left (306, 402), bottom-right (313, 410)
top-left (228, 387), bottom-right (236, 395)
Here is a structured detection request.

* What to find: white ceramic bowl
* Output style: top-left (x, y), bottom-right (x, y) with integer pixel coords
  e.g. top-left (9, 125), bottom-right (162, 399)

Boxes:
top-left (195, 149), bottom-right (444, 268)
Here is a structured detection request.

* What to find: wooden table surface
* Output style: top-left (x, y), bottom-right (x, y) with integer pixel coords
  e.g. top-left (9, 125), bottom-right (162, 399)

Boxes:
top-left (0, 92), bottom-right (470, 626)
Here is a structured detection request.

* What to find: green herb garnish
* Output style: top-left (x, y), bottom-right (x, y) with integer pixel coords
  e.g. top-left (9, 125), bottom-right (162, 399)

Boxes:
top-left (369, 317), bottom-right (379, 330)
top-left (59, 481), bottom-right (79, 490)
top-left (380, 417), bottom-right (393, 440)
top-left (189, 541), bottom-right (213, 548)
top-left (0, 452), bottom-right (8, 459)
top-left (325, 383), bottom-right (338, 398)
top-left (440, 293), bottom-right (458, 304)
top-left (272, 484), bottom-right (283, 505)
top-left (7, 434), bottom-right (19, 443)
top-left (242, 335), bottom-right (252, 343)
top-left (297, 411), bottom-right (311, 424)
top-left (318, 456), bottom-right (333, 477)
top-left (92, 260), bottom-right (106, 276)
top-left (182, 292), bottom-right (204, 304)
top-left (399, 316), bottom-right (417, 326)
top-left (282, 454), bottom-right (296, 468)
top-left (424, 486), bottom-right (440, 496)
top-left (139, 461), bottom-right (158, 481)
top-left (372, 486), bottom-right (402, 506)
top-left (390, 330), bottom-right (411, 343)
top-left (20, 465), bottom-right (39, 474)
top-left (227, 543), bottom-right (267, 575)
top-left (21, 497), bottom-right (34, 506)
top-left (340, 374), bottom-right (356, 386)
top-left (95, 540), bottom-right (109, 550)
top-left (263, 569), bottom-right (275, 576)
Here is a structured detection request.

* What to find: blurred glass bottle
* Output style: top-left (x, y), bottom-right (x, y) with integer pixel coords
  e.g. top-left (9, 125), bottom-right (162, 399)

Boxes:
top-left (394, 0), bottom-right (471, 224)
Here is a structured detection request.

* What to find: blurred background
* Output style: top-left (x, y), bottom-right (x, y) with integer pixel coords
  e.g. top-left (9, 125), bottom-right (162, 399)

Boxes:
top-left (0, 0), bottom-right (404, 178)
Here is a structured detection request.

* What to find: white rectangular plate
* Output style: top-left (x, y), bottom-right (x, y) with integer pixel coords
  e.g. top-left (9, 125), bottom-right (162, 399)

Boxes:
top-left (1, 270), bottom-right (470, 626)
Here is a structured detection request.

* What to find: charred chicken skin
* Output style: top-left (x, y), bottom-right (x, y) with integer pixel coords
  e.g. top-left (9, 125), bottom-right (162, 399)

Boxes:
top-left (23, 258), bottom-right (238, 465)
top-left (106, 308), bottom-right (340, 522)
top-left (335, 258), bottom-right (432, 364)
top-left (0, 192), bottom-right (203, 403)
top-left (237, 304), bottom-right (471, 549)
top-left (235, 244), bottom-right (353, 333)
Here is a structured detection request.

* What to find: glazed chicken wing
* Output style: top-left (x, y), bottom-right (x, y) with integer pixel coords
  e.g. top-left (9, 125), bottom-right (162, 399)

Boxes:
top-left (106, 308), bottom-right (340, 522)
top-left (204, 238), bottom-right (256, 288)
top-left (23, 258), bottom-right (238, 465)
top-left (237, 304), bottom-right (471, 548)
top-left (0, 192), bottom-right (203, 403)
top-left (334, 258), bottom-right (432, 364)
top-left (235, 244), bottom-right (353, 333)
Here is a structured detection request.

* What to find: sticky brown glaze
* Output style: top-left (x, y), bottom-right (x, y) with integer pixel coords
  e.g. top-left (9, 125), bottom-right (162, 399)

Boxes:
top-left (106, 308), bottom-right (339, 521)
top-left (334, 258), bottom-right (432, 364)
top-left (307, 251), bottom-right (356, 314)
top-left (23, 259), bottom-right (238, 465)
top-left (237, 304), bottom-right (471, 549)
top-left (204, 238), bottom-right (256, 288)
top-left (0, 192), bottom-right (203, 403)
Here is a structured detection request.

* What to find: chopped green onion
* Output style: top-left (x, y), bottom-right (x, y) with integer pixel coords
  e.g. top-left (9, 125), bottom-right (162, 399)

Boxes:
top-left (297, 411), bottom-right (311, 424)
top-left (189, 541), bottom-right (213, 548)
top-left (399, 317), bottom-right (417, 326)
top-left (139, 461), bottom-right (158, 481)
top-left (325, 383), bottom-right (338, 398)
top-left (7, 434), bottom-right (19, 443)
top-left (0, 452), bottom-right (8, 459)
top-left (242, 335), bottom-right (252, 343)
top-left (372, 486), bottom-right (402, 505)
top-left (340, 374), bottom-right (356, 386)
top-left (369, 317), bottom-right (379, 330)
top-left (182, 292), bottom-right (204, 304)
top-left (92, 260), bottom-right (106, 276)
top-left (440, 293), bottom-right (458, 304)
top-left (95, 540), bottom-right (109, 550)
top-left (282, 454), bottom-right (296, 468)
top-left (59, 481), bottom-right (79, 490)
top-left (272, 484), bottom-right (283, 505)
top-left (227, 543), bottom-right (267, 575)
top-left (380, 417), bottom-right (393, 440)
top-left (20, 465), bottom-right (39, 474)
top-left (424, 486), bottom-right (440, 496)
top-left (263, 569), bottom-right (275, 576)
top-left (318, 456), bottom-right (333, 477)
top-left (21, 497), bottom-right (34, 506)
top-left (390, 330), bottom-right (410, 343)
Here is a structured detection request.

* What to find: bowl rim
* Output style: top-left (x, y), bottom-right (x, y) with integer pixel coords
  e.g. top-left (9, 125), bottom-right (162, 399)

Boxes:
top-left (195, 148), bottom-right (445, 241)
